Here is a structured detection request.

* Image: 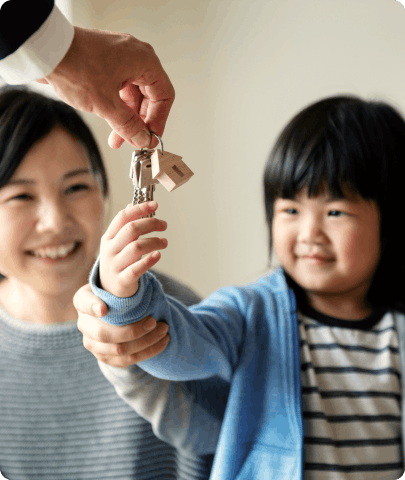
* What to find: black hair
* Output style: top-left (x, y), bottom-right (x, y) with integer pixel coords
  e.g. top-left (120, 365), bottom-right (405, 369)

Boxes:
top-left (263, 94), bottom-right (405, 312)
top-left (0, 85), bottom-right (108, 196)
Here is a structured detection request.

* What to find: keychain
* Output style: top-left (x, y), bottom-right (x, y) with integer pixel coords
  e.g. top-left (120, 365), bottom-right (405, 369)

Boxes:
top-left (129, 133), bottom-right (193, 217)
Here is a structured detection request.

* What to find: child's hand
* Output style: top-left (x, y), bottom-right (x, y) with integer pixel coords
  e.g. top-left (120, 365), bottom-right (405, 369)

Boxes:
top-left (99, 201), bottom-right (168, 298)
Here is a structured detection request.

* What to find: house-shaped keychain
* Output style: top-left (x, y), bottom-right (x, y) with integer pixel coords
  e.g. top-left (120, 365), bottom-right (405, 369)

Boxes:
top-left (151, 148), bottom-right (193, 192)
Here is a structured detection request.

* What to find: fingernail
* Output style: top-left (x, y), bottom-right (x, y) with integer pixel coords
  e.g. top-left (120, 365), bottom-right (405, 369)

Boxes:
top-left (157, 322), bottom-right (169, 335)
top-left (143, 317), bottom-right (157, 331)
top-left (131, 130), bottom-right (151, 148)
top-left (92, 304), bottom-right (103, 317)
top-left (146, 201), bottom-right (158, 210)
top-left (151, 251), bottom-right (161, 261)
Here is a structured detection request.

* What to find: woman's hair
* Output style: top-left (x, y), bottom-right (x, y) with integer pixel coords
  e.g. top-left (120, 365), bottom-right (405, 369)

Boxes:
top-left (0, 85), bottom-right (108, 196)
top-left (263, 94), bottom-right (405, 312)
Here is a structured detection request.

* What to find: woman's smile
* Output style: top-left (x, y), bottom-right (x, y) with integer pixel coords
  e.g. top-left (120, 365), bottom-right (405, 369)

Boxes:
top-left (0, 127), bottom-right (105, 301)
top-left (27, 241), bottom-right (81, 261)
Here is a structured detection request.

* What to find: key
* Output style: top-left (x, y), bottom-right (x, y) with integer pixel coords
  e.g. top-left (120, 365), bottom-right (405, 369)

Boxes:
top-left (129, 149), bottom-right (159, 218)
top-left (129, 134), bottom-right (193, 217)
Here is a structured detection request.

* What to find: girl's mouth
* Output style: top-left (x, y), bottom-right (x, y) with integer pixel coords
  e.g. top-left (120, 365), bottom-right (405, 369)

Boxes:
top-left (301, 254), bottom-right (333, 263)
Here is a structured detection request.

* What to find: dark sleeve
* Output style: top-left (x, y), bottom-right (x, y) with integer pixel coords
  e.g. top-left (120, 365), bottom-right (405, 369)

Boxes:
top-left (150, 269), bottom-right (202, 306)
top-left (0, 0), bottom-right (54, 59)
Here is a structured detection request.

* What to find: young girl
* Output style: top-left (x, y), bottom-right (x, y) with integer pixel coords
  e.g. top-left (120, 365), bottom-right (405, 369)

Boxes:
top-left (84, 95), bottom-right (405, 479)
top-left (0, 86), bottom-right (223, 480)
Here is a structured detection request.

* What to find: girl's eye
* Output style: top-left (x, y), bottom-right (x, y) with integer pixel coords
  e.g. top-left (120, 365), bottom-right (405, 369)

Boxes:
top-left (286, 208), bottom-right (298, 215)
top-left (66, 183), bottom-right (89, 194)
top-left (328, 210), bottom-right (345, 217)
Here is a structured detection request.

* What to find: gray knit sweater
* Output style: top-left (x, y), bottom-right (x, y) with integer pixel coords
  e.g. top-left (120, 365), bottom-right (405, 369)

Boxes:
top-left (0, 272), bottom-right (213, 480)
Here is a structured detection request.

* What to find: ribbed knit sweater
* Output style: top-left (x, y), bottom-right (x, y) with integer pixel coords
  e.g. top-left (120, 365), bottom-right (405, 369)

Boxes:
top-left (0, 272), bottom-right (213, 480)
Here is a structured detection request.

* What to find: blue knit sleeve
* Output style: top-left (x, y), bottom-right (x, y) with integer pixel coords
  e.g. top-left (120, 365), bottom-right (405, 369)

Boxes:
top-left (89, 258), bottom-right (246, 383)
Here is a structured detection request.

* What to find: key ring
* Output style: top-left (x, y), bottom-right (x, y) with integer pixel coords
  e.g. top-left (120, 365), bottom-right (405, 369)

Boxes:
top-left (151, 132), bottom-right (164, 154)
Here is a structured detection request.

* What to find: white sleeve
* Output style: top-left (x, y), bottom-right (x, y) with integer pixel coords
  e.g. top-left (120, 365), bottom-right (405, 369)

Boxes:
top-left (0, 4), bottom-right (74, 84)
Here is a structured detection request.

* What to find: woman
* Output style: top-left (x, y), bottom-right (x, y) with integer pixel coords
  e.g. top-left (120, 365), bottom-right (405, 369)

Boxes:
top-left (0, 86), bottom-right (218, 480)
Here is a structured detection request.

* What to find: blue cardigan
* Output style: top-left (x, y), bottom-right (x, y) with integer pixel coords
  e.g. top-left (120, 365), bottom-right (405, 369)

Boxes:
top-left (90, 264), bottom-right (405, 479)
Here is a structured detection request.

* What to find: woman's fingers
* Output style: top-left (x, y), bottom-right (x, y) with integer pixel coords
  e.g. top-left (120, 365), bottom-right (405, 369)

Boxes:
top-left (83, 321), bottom-right (169, 357)
top-left (78, 312), bottom-right (158, 343)
top-left (74, 283), bottom-right (108, 317)
top-left (78, 312), bottom-right (170, 368)
top-left (96, 335), bottom-right (170, 368)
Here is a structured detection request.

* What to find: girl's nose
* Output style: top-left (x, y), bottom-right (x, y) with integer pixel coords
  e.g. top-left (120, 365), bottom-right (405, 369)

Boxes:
top-left (36, 200), bottom-right (73, 234)
top-left (297, 215), bottom-right (327, 244)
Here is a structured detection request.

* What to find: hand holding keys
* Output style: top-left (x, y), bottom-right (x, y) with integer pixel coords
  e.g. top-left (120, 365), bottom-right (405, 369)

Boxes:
top-left (129, 134), bottom-right (193, 217)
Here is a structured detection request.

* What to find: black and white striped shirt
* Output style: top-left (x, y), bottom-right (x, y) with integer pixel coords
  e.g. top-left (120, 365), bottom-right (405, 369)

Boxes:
top-left (299, 306), bottom-right (403, 480)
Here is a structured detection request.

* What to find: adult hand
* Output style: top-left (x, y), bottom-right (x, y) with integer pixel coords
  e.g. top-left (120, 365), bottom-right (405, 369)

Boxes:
top-left (74, 284), bottom-right (170, 368)
top-left (37, 27), bottom-right (175, 149)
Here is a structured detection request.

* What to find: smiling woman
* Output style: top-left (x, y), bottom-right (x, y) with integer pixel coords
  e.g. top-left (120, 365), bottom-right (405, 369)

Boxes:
top-left (0, 127), bottom-right (105, 322)
top-left (0, 87), bottom-right (108, 325)
top-left (0, 86), bottom-right (216, 480)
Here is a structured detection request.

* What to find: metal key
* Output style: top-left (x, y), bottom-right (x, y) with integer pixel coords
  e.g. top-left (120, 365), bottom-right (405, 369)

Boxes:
top-left (129, 148), bottom-right (159, 218)
top-left (129, 133), bottom-right (193, 217)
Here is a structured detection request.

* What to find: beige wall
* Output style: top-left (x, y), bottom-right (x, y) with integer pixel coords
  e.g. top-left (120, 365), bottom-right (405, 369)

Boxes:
top-left (65, 0), bottom-right (405, 296)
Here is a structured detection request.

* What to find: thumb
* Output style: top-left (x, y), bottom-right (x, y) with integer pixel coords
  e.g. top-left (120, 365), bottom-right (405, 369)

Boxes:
top-left (73, 284), bottom-right (108, 317)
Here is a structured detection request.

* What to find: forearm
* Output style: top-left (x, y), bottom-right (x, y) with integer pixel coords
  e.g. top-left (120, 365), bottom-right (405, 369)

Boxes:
top-left (99, 361), bottom-right (227, 455)
top-left (0, 1), bottom-right (74, 84)
top-left (90, 259), bottom-right (243, 382)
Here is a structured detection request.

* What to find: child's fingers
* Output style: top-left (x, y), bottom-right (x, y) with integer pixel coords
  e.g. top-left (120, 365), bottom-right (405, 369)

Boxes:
top-left (110, 217), bottom-right (167, 255)
top-left (115, 237), bottom-right (168, 272)
top-left (103, 202), bottom-right (159, 240)
top-left (118, 250), bottom-right (163, 288)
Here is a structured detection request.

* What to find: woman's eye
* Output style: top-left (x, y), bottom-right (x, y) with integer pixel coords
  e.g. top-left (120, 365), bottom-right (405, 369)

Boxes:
top-left (66, 183), bottom-right (89, 194)
top-left (286, 208), bottom-right (298, 215)
top-left (10, 194), bottom-right (32, 201)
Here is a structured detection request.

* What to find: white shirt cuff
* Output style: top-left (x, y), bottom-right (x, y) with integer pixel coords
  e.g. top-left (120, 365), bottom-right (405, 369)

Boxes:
top-left (0, 4), bottom-right (74, 84)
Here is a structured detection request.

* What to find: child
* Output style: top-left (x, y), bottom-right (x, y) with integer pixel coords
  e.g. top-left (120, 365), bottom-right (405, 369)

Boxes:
top-left (88, 95), bottom-right (405, 479)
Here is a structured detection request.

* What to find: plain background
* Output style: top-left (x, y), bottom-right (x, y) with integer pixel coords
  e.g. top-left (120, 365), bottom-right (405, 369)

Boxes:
top-left (6, 0), bottom-right (405, 297)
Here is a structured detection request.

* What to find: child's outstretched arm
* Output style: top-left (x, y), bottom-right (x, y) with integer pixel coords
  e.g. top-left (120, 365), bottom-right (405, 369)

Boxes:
top-left (90, 201), bottom-right (248, 382)
top-left (99, 201), bottom-right (167, 298)
top-left (75, 281), bottom-right (228, 456)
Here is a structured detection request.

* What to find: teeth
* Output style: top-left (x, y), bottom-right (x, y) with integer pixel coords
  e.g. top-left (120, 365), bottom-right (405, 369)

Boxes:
top-left (32, 243), bottom-right (77, 259)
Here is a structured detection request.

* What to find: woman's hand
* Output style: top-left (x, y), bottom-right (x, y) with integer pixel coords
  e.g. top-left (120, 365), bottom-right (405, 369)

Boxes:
top-left (74, 284), bottom-right (169, 367)
top-left (99, 201), bottom-right (168, 298)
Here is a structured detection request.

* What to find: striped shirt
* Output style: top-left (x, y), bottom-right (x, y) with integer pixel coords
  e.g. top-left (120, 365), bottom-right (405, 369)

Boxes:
top-left (299, 306), bottom-right (403, 480)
